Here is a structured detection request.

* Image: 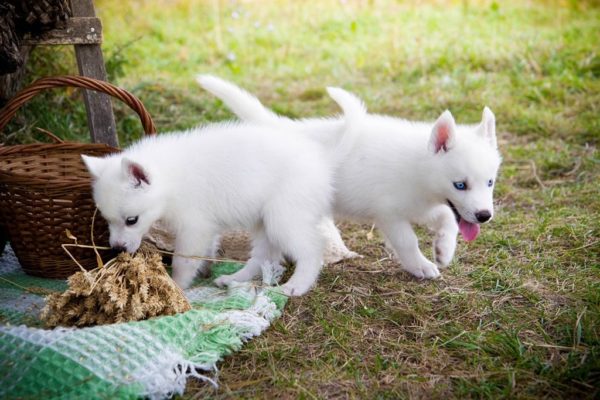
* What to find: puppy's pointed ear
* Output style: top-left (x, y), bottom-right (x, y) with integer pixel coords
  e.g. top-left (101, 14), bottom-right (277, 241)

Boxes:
top-left (476, 106), bottom-right (497, 148)
top-left (121, 157), bottom-right (150, 187)
top-left (82, 155), bottom-right (106, 179)
top-left (429, 110), bottom-right (456, 153)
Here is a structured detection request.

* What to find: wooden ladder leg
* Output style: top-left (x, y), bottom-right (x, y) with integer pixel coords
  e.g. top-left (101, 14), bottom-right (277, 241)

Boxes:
top-left (70, 0), bottom-right (118, 147)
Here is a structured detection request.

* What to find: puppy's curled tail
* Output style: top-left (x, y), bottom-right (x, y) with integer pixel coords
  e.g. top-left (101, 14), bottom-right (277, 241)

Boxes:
top-left (196, 74), bottom-right (282, 125)
top-left (326, 87), bottom-right (367, 165)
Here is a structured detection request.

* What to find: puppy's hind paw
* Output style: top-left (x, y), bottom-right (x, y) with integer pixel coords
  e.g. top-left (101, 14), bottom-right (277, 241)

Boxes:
top-left (277, 283), bottom-right (311, 297)
top-left (324, 250), bottom-right (363, 265)
top-left (346, 251), bottom-right (364, 260)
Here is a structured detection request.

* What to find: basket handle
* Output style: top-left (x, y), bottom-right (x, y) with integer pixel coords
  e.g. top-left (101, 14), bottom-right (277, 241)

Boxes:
top-left (0, 75), bottom-right (157, 136)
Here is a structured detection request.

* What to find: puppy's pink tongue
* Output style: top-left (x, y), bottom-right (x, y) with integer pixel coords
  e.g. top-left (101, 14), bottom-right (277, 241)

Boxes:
top-left (459, 220), bottom-right (480, 242)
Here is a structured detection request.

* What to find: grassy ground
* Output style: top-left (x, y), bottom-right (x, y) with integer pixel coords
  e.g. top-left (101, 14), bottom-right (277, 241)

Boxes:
top-left (3, 0), bottom-right (599, 398)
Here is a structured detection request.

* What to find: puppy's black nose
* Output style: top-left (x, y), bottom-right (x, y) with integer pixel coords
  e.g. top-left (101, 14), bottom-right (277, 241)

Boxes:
top-left (475, 210), bottom-right (492, 223)
top-left (111, 245), bottom-right (127, 254)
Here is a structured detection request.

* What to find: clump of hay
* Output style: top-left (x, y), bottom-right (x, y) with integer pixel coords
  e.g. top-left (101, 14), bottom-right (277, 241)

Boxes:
top-left (41, 243), bottom-right (191, 328)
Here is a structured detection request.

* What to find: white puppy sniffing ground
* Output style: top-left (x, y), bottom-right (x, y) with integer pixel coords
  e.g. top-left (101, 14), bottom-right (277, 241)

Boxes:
top-left (82, 91), bottom-right (363, 296)
top-left (198, 76), bottom-right (502, 280)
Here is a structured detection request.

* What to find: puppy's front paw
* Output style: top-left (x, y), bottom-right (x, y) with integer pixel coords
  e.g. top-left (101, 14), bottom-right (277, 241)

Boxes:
top-left (434, 236), bottom-right (456, 268)
top-left (172, 266), bottom-right (197, 289)
top-left (403, 260), bottom-right (441, 280)
top-left (213, 274), bottom-right (236, 288)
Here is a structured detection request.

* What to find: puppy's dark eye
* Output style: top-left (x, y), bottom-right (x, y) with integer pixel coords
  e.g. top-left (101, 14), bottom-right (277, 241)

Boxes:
top-left (487, 179), bottom-right (494, 187)
top-left (453, 181), bottom-right (468, 191)
top-left (125, 216), bottom-right (138, 226)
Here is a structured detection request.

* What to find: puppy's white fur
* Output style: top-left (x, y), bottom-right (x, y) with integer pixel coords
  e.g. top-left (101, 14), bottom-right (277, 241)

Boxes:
top-left (82, 117), bottom-right (359, 296)
top-left (198, 76), bottom-right (502, 279)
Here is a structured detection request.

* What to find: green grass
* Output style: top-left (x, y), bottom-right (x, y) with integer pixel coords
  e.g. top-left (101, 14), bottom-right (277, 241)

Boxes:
top-left (2, 0), bottom-right (599, 398)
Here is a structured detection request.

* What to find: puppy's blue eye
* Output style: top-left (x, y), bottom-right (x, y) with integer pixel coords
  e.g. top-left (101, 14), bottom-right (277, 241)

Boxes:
top-left (453, 181), bottom-right (467, 191)
top-left (487, 179), bottom-right (494, 187)
top-left (126, 216), bottom-right (138, 226)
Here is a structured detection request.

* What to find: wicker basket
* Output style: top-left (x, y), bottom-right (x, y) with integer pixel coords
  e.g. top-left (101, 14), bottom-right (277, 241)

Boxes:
top-left (0, 76), bottom-right (156, 278)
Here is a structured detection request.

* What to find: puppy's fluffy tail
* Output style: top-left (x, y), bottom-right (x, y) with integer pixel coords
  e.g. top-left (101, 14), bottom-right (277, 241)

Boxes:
top-left (196, 75), bottom-right (282, 125)
top-left (326, 87), bottom-right (367, 165)
top-left (198, 75), bottom-right (366, 164)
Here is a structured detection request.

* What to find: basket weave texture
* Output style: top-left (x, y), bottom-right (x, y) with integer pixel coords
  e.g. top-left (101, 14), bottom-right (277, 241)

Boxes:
top-left (0, 76), bottom-right (156, 278)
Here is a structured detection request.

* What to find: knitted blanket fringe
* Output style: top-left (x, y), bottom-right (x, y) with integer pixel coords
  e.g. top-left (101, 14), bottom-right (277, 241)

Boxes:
top-left (0, 246), bottom-right (286, 399)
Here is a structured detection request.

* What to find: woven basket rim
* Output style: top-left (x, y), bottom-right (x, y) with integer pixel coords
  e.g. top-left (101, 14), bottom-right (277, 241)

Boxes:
top-left (0, 142), bottom-right (119, 189)
top-left (0, 142), bottom-right (117, 154)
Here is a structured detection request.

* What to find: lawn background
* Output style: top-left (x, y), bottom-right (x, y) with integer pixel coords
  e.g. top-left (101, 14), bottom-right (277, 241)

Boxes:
top-left (2, 0), bottom-right (599, 398)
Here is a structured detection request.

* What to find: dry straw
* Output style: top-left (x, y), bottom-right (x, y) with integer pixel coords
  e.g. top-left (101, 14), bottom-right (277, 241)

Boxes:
top-left (41, 208), bottom-right (245, 328)
top-left (41, 242), bottom-right (192, 328)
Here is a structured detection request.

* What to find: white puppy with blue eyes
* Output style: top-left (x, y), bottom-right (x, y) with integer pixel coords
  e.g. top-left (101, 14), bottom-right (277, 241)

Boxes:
top-left (198, 76), bottom-right (502, 280)
top-left (82, 86), bottom-right (364, 296)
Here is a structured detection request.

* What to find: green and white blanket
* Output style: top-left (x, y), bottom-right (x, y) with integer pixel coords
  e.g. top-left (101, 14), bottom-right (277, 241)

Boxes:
top-left (0, 246), bottom-right (286, 399)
